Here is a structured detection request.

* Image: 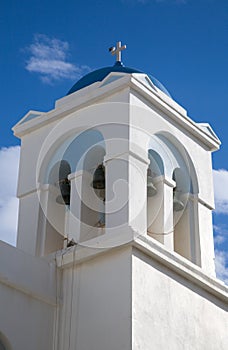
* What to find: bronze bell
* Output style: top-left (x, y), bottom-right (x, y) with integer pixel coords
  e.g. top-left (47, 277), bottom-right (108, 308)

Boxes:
top-left (147, 169), bottom-right (157, 197)
top-left (56, 178), bottom-right (71, 205)
top-left (173, 188), bottom-right (184, 212)
top-left (92, 164), bottom-right (105, 190)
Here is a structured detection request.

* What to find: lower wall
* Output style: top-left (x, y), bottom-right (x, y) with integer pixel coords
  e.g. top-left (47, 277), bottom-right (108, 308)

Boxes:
top-left (58, 246), bottom-right (132, 350)
top-left (0, 283), bottom-right (55, 350)
top-left (132, 248), bottom-right (228, 350)
top-left (0, 241), bottom-right (56, 350)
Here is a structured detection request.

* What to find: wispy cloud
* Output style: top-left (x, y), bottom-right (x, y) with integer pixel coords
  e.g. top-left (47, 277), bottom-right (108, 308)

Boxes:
top-left (215, 250), bottom-right (228, 285)
top-left (25, 34), bottom-right (90, 84)
top-left (0, 146), bottom-right (20, 246)
top-left (213, 224), bottom-right (227, 246)
top-left (213, 169), bottom-right (228, 214)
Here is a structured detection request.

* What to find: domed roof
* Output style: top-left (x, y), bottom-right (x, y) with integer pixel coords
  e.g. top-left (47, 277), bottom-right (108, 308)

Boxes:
top-left (67, 61), bottom-right (171, 97)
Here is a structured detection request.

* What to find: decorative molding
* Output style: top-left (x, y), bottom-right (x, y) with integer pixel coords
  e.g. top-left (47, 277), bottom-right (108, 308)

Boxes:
top-left (55, 230), bottom-right (228, 303)
top-left (198, 196), bottom-right (214, 210)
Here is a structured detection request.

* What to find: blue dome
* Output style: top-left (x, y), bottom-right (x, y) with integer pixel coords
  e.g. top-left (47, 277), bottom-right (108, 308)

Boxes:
top-left (67, 61), bottom-right (171, 97)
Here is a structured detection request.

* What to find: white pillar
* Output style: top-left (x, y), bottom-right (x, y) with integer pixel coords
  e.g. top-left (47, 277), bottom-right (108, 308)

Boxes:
top-left (173, 193), bottom-right (202, 266)
top-left (17, 190), bottom-right (41, 255)
top-left (197, 198), bottom-right (216, 276)
top-left (67, 171), bottom-right (83, 244)
top-left (37, 184), bottom-right (66, 255)
top-left (104, 151), bottom-right (149, 236)
top-left (147, 176), bottom-right (175, 251)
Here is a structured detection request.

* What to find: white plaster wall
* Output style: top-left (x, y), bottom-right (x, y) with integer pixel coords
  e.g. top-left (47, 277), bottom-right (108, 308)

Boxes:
top-left (17, 124), bottom-right (55, 197)
top-left (58, 246), bottom-right (132, 350)
top-left (132, 249), bottom-right (228, 350)
top-left (198, 203), bottom-right (216, 276)
top-left (55, 81), bottom-right (130, 109)
top-left (0, 283), bottom-right (55, 350)
top-left (129, 93), bottom-right (215, 206)
top-left (17, 191), bottom-right (40, 254)
top-left (0, 241), bottom-right (56, 350)
top-left (101, 87), bottom-right (130, 104)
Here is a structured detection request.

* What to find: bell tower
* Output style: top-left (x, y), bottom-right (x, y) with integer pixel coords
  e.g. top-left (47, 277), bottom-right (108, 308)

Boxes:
top-left (13, 43), bottom-right (227, 349)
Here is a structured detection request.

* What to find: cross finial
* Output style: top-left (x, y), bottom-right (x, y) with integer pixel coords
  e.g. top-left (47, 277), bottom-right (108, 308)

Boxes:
top-left (109, 41), bottom-right (127, 63)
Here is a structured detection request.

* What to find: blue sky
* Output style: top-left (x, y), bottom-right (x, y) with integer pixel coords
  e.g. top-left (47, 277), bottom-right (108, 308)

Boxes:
top-left (0, 0), bottom-right (227, 282)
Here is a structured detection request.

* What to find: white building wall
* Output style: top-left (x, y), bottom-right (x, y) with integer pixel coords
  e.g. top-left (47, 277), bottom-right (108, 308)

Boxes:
top-left (58, 246), bottom-right (132, 350)
top-left (16, 191), bottom-right (40, 254)
top-left (0, 241), bottom-right (57, 350)
top-left (0, 283), bottom-right (55, 350)
top-left (132, 248), bottom-right (228, 350)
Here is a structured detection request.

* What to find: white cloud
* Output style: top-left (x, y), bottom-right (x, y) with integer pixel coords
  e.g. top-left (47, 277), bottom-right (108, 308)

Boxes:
top-left (0, 146), bottom-right (20, 246)
top-left (25, 34), bottom-right (90, 83)
top-left (215, 250), bottom-right (228, 285)
top-left (213, 224), bottom-right (227, 246)
top-left (213, 169), bottom-right (228, 214)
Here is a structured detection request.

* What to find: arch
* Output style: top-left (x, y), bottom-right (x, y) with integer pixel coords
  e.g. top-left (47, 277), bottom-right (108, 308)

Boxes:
top-left (147, 133), bottom-right (201, 266)
top-left (38, 128), bottom-right (105, 185)
top-left (36, 128), bottom-right (106, 250)
top-left (36, 160), bottom-right (72, 256)
top-left (172, 167), bottom-right (190, 194)
top-left (48, 160), bottom-right (71, 186)
top-left (80, 144), bottom-right (106, 241)
top-left (147, 149), bottom-right (165, 244)
top-left (62, 129), bottom-right (105, 173)
top-left (148, 149), bottom-right (164, 176)
top-left (48, 160), bottom-right (71, 206)
top-left (172, 167), bottom-right (201, 265)
top-left (148, 132), bottom-right (199, 194)
top-left (155, 132), bottom-right (199, 194)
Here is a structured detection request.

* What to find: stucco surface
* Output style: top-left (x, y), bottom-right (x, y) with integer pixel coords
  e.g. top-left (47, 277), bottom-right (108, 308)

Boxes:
top-left (132, 249), bottom-right (228, 350)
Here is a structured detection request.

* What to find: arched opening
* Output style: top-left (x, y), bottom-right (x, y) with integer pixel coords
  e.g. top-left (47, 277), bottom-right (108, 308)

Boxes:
top-left (146, 133), bottom-right (201, 266)
top-left (148, 150), bottom-right (164, 176)
top-left (37, 128), bottom-right (106, 251)
top-left (37, 160), bottom-right (71, 255)
top-left (147, 150), bottom-right (165, 244)
top-left (80, 145), bottom-right (106, 241)
top-left (50, 160), bottom-right (71, 206)
top-left (173, 167), bottom-right (200, 265)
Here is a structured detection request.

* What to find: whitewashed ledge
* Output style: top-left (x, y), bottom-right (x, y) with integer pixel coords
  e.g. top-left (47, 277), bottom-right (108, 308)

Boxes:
top-left (55, 229), bottom-right (228, 304)
top-left (0, 240), bottom-right (57, 306)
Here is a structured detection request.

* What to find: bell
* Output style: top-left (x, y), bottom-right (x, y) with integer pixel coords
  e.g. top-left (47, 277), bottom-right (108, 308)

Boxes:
top-left (56, 178), bottom-right (71, 205)
top-left (94, 188), bottom-right (105, 201)
top-left (147, 169), bottom-right (157, 197)
top-left (92, 164), bottom-right (105, 190)
top-left (173, 189), bottom-right (184, 212)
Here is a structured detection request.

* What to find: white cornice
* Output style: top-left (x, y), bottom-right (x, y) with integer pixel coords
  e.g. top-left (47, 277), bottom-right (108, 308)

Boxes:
top-left (55, 231), bottom-right (228, 303)
top-left (12, 76), bottom-right (131, 138)
top-left (13, 72), bottom-right (221, 152)
top-left (129, 76), bottom-right (220, 151)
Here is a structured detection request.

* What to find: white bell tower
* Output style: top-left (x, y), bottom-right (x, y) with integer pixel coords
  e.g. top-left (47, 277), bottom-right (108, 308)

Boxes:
top-left (13, 43), bottom-right (227, 350)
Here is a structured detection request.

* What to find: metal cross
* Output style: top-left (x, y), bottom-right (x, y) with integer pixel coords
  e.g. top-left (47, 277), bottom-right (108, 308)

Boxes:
top-left (109, 41), bottom-right (127, 62)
